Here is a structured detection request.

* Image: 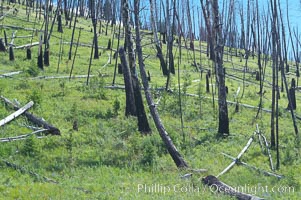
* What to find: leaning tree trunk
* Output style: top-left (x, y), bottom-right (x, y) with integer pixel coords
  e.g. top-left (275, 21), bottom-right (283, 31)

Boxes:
top-left (134, 0), bottom-right (188, 168)
top-left (212, 0), bottom-right (229, 136)
top-left (122, 0), bottom-right (151, 134)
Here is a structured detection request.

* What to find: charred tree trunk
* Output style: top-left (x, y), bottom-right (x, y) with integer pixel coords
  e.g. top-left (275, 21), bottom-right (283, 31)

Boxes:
top-left (122, 0), bottom-right (151, 133)
top-left (90, 0), bottom-right (99, 59)
top-left (0, 39), bottom-right (5, 51)
top-left (9, 46), bottom-right (14, 61)
top-left (213, 0), bottom-right (229, 136)
top-left (200, 0), bottom-right (215, 61)
top-left (26, 48), bottom-right (31, 59)
top-left (119, 47), bottom-right (136, 116)
top-left (149, 0), bottom-right (168, 76)
top-left (132, 76), bottom-right (152, 134)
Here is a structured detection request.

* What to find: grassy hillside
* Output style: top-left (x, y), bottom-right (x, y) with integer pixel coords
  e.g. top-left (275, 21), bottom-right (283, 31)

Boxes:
top-left (0, 3), bottom-right (300, 199)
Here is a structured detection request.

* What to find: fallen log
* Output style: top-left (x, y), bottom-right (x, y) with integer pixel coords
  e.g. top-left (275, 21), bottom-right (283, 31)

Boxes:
top-left (0, 71), bottom-right (23, 78)
top-left (0, 101), bottom-right (34, 127)
top-left (0, 96), bottom-right (60, 135)
top-left (15, 42), bottom-right (39, 49)
top-left (30, 74), bottom-right (97, 80)
top-left (217, 133), bottom-right (255, 177)
top-left (221, 153), bottom-right (283, 179)
top-left (202, 175), bottom-right (263, 200)
top-left (0, 129), bottom-right (47, 142)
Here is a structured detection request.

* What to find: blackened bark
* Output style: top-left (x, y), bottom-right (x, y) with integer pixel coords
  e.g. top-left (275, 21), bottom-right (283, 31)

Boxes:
top-left (44, 48), bottom-right (49, 66)
top-left (200, 0), bottom-right (215, 61)
top-left (0, 39), bottom-right (5, 51)
top-left (107, 39), bottom-right (111, 50)
top-left (4, 30), bottom-right (8, 46)
top-left (9, 46), bottom-right (14, 61)
top-left (212, 0), bottom-right (229, 136)
top-left (38, 36), bottom-right (43, 70)
top-left (26, 48), bottom-right (31, 59)
top-left (206, 74), bottom-right (210, 93)
top-left (149, 0), bottom-right (168, 76)
top-left (118, 63), bottom-right (123, 74)
top-left (57, 11), bottom-right (63, 33)
top-left (132, 76), bottom-right (151, 134)
top-left (90, 0), bottom-right (99, 59)
top-left (119, 47), bottom-right (136, 116)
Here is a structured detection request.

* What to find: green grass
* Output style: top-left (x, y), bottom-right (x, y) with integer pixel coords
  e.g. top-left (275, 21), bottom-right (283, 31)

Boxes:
top-left (0, 2), bottom-right (301, 199)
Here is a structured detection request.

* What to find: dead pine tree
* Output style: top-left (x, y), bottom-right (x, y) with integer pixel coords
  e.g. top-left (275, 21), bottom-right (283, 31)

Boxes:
top-left (90, 0), bottom-right (99, 59)
top-left (200, 0), bottom-right (215, 61)
top-left (270, 0), bottom-right (279, 149)
top-left (149, 0), bottom-right (168, 76)
top-left (9, 46), bottom-right (14, 61)
top-left (212, 0), bottom-right (229, 136)
top-left (68, 2), bottom-right (79, 60)
top-left (37, 35), bottom-right (43, 70)
top-left (119, 47), bottom-right (137, 117)
top-left (121, 0), bottom-right (151, 134)
top-left (26, 48), bottom-right (31, 60)
top-left (134, 0), bottom-right (187, 168)
top-left (0, 38), bottom-right (5, 52)
top-left (4, 30), bottom-right (8, 47)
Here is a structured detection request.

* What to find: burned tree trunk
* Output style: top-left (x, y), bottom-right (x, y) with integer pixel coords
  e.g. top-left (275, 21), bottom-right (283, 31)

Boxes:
top-left (9, 46), bottom-right (14, 61)
top-left (288, 79), bottom-right (296, 110)
top-left (37, 35), bottom-right (43, 70)
top-left (149, 0), bottom-right (168, 76)
top-left (26, 48), bottom-right (31, 59)
top-left (134, 0), bottom-right (188, 168)
top-left (132, 76), bottom-right (151, 134)
top-left (122, 0), bottom-right (151, 134)
top-left (119, 47), bottom-right (136, 117)
top-left (90, 0), bottom-right (99, 59)
top-left (200, 0), bottom-right (215, 61)
top-left (57, 11), bottom-right (63, 33)
top-left (0, 38), bottom-right (5, 52)
top-left (212, 0), bottom-right (229, 136)
top-left (44, 48), bottom-right (49, 66)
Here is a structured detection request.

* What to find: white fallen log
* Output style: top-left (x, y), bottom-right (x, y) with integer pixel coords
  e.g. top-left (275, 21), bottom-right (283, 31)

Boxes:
top-left (0, 101), bottom-right (34, 127)
top-left (30, 75), bottom-right (97, 80)
top-left (15, 42), bottom-right (39, 49)
top-left (0, 96), bottom-right (60, 135)
top-left (0, 129), bottom-right (47, 142)
top-left (0, 71), bottom-right (23, 78)
top-left (217, 133), bottom-right (255, 177)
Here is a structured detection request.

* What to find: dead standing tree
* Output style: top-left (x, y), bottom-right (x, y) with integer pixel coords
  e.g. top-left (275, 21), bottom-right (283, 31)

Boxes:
top-left (121, 0), bottom-right (151, 134)
top-left (149, 0), bottom-right (168, 76)
top-left (212, 0), bottom-right (229, 136)
top-left (90, 0), bottom-right (99, 59)
top-left (134, 0), bottom-right (187, 168)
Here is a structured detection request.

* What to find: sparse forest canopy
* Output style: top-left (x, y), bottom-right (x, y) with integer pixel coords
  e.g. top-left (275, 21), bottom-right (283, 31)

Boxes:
top-left (0, 0), bottom-right (300, 199)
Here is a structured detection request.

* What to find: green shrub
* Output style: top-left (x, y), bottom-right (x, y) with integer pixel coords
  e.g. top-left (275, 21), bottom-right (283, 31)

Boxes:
top-left (27, 90), bottom-right (42, 108)
top-left (20, 135), bottom-right (40, 157)
top-left (26, 65), bottom-right (40, 77)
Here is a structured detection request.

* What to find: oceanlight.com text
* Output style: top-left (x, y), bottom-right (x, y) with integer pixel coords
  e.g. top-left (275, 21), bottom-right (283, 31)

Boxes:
top-left (137, 183), bottom-right (295, 195)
